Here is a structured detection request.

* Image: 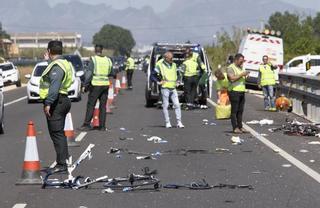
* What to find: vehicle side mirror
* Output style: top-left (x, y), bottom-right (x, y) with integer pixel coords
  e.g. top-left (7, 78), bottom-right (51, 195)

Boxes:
top-left (25, 74), bottom-right (31, 79)
top-left (76, 71), bottom-right (84, 77)
top-left (306, 61), bottom-right (311, 71)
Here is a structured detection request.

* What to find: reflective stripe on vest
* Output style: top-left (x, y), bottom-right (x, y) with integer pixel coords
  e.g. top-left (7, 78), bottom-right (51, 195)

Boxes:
top-left (39, 59), bottom-right (73, 99)
top-left (228, 63), bottom-right (246, 92)
top-left (126, 57), bottom-right (135, 70)
top-left (259, 64), bottom-right (276, 86)
top-left (183, 59), bottom-right (199, 77)
top-left (157, 59), bottom-right (177, 89)
top-left (91, 55), bottom-right (112, 86)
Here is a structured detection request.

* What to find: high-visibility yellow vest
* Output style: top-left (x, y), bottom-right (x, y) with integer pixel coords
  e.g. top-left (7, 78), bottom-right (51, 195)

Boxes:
top-left (156, 59), bottom-right (177, 89)
top-left (259, 64), bottom-right (276, 86)
top-left (228, 63), bottom-right (246, 92)
top-left (191, 53), bottom-right (206, 70)
top-left (91, 55), bottom-right (112, 86)
top-left (126, 57), bottom-right (135, 70)
top-left (39, 59), bottom-right (73, 99)
top-left (183, 58), bottom-right (199, 77)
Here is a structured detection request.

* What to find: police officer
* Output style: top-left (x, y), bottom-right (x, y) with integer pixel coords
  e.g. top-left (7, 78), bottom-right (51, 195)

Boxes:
top-left (79, 44), bottom-right (112, 131)
top-left (182, 50), bottom-right (203, 110)
top-left (151, 51), bottom-right (185, 128)
top-left (227, 53), bottom-right (250, 134)
top-left (40, 40), bottom-right (73, 172)
top-left (125, 54), bottom-right (135, 89)
top-left (258, 55), bottom-right (277, 111)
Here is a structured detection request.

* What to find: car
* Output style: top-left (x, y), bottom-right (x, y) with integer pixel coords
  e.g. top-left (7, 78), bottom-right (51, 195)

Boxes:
top-left (0, 68), bottom-right (4, 134)
top-left (284, 55), bottom-right (320, 76)
top-left (25, 61), bottom-right (83, 103)
top-left (238, 29), bottom-right (284, 86)
top-left (145, 43), bottom-right (213, 107)
top-left (0, 62), bottom-right (21, 87)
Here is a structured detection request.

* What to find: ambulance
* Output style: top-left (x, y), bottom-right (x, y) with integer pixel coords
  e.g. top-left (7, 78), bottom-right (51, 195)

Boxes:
top-left (238, 29), bottom-right (284, 85)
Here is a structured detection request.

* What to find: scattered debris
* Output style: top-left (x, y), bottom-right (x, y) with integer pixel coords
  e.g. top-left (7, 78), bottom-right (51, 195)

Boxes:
top-left (119, 127), bottom-right (126, 131)
top-left (119, 137), bottom-right (134, 141)
top-left (269, 119), bottom-right (320, 136)
top-left (215, 148), bottom-right (230, 153)
top-left (299, 149), bottom-right (309, 153)
top-left (123, 187), bottom-right (134, 192)
top-left (259, 133), bottom-right (268, 137)
top-left (310, 160), bottom-right (315, 163)
top-left (136, 156), bottom-right (156, 160)
top-left (231, 136), bottom-right (243, 145)
top-left (246, 119), bottom-right (274, 126)
top-left (282, 164), bottom-right (292, 168)
top-left (273, 149), bottom-right (280, 153)
top-left (108, 148), bottom-right (121, 154)
top-left (202, 119), bottom-right (217, 126)
top-left (147, 136), bottom-right (168, 144)
top-left (102, 188), bottom-right (114, 194)
top-left (116, 155), bottom-right (122, 159)
top-left (308, 141), bottom-right (320, 145)
top-left (251, 171), bottom-right (262, 174)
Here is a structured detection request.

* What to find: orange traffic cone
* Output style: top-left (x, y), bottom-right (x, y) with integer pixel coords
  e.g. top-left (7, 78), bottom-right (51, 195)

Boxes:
top-left (121, 75), bottom-right (127, 89)
top-left (91, 101), bottom-right (100, 128)
top-left (16, 121), bottom-right (42, 185)
top-left (64, 113), bottom-right (80, 147)
top-left (106, 86), bottom-right (114, 114)
top-left (115, 78), bottom-right (121, 95)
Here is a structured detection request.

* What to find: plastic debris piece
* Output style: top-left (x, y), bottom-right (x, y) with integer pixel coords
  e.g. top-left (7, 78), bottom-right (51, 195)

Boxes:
top-left (308, 141), bottom-right (320, 145)
top-left (299, 149), bottom-right (309, 153)
top-left (210, 122), bottom-right (217, 126)
top-left (231, 136), bottom-right (243, 145)
top-left (102, 188), bottom-right (114, 193)
top-left (247, 119), bottom-right (274, 126)
top-left (251, 171), bottom-right (262, 174)
top-left (151, 151), bottom-right (162, 156)
top-left (260, 133), bottom-right (268, 137)
top-left (273, 149), bottom-right (280, 153)
top-left (282, 164), bottom-right (292, 168)
top-left (147, 136), bottom-right (168, 144)
top-left (202, 119), bottom-right (209, 125)
top-left (120, 127), bottom-right (126, 131)
top-left (136, 156), bottom-right (156, 160)
top-left (108, 148), bottom-right (121, 154)
top-left (310, 160), bottom-right (315, 163)
top-left (116, 155), bottom-right (122, 159)
top-left (123, 187), bottom-right (133, 192)
top-left (246, 120), bottom-right (260, 124)
top-left (119, 137), bottom-right (134, 141)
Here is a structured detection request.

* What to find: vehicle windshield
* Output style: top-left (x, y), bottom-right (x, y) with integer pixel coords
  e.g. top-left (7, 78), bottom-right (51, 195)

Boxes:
top-left (33, 65), bottom-right (47, 77)
top-left (63, 55), bottom-right (83, 72)
top-left (0, 64), bottom-right (14, 71)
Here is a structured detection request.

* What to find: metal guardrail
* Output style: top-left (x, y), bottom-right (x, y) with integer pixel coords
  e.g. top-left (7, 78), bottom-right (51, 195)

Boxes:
top-left (278, 72), bottom-right (320, 123)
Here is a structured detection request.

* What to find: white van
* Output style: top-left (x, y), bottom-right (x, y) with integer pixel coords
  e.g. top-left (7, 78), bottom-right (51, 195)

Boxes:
top-left (238, 29), bottom-right (284, 85)
top-left (284, 55), bottom-right (320, 76)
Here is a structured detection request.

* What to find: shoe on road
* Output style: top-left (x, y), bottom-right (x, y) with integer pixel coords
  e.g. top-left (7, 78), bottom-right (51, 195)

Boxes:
top-left (240, 128), bottom-right (249, 133)
top-left (177, 121), bottom-right (185, 128)
top-left (233, 128), bottom-right (242, 134)
top-left (166, 122), bottom-right (172, 128)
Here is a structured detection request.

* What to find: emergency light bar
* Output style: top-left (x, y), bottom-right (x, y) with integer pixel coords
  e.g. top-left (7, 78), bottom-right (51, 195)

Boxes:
top-left (246, 28), bottom-right (281, 37)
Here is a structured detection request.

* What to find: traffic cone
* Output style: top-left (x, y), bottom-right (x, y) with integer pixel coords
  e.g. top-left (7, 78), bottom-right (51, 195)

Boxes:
top-left (91, 101), bottom-right (100, 128)
top-left (64, 113), bottom-right (80, 147)
top-left (16, 121), bottom-right (42, 185)
top-left (121, 75), bottom-right (127, 89)
top-left (106, 87), bottom-right (114, 114)
top-left (115, 79), bottom-right (121, 95)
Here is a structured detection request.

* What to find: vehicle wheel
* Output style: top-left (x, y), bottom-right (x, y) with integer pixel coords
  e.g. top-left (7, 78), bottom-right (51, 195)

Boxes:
top-left (0, 109), bottom-right (4, 134)
top-left (145, 85), bottom-right (155, 108)
top-left (16, 79), bottom-right (22, 87)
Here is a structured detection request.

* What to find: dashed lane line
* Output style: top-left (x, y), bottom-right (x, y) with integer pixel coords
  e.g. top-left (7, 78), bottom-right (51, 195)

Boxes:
top-left (12, 203), bottom-right (27, 208)
top-left (4, 96), bottom-right (27, 107)
top-left (207, 98), bottom-right (320, 184)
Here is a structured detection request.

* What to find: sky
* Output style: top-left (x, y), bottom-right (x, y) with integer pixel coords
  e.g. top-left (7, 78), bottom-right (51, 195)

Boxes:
top-left (47, 0), bottom-right (320, 12)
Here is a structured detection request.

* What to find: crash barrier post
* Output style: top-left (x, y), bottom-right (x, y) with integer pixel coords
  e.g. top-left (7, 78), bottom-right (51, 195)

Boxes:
top-left (16, 121), bottom-right (42, 185)
top-left (278, 72), bottom-right (320, 123)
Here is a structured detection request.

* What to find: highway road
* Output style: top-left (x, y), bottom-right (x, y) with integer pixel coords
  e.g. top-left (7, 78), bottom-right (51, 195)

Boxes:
top-left (2, 71), bottom-right (320, 208)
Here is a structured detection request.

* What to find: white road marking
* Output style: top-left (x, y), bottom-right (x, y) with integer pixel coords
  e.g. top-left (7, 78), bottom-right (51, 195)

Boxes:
top-left (4, 96), bottom-right (27, 107)
top-left (49, 132), bottom-right (87, 168)
top-left (207, 98), bottom-right (320, 184)
top-left (12, 203), bottom-right (27, 208)
top-left (75, 132), bottom-right (87, 142)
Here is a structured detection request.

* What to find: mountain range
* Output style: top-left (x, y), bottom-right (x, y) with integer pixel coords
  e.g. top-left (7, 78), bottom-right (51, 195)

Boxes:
top-left (0, 0), bottom-right (315, 46)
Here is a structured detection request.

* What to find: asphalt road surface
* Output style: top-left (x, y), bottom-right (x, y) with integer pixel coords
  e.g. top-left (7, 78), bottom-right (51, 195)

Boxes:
top-left (2, 71), bottom-right (320, 208)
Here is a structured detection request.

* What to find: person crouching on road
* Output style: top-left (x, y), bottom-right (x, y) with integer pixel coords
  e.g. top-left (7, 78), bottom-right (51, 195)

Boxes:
top-left (214, 69), bottom-right (230, 105)
top-left (258, 55), bottom-right (277, 111)
top-left (40, 40), bottom-right (73, 173)
top-left (151, 51), bottom-right (185, 128)
top-left (227, 53), bottom-right (250, 134)
top-left (79, 44), bottom-right (113, 131)
top-left (125, 53), bottom-right (135, 89)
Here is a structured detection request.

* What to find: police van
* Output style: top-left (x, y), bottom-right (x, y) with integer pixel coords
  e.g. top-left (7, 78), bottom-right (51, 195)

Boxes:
top-left (238, 29), bottom-right (284, 85)
top-left (145, 43), bottom-right (212, 107)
